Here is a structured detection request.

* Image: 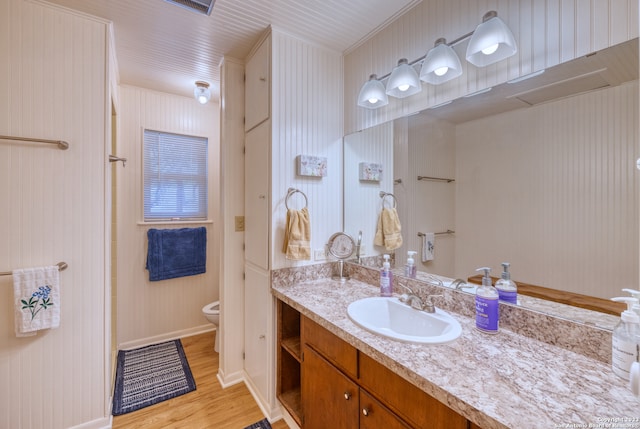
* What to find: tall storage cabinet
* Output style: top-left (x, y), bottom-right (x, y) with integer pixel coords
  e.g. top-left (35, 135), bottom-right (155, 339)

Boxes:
top-left (244, 33), bottom-right (277, 414)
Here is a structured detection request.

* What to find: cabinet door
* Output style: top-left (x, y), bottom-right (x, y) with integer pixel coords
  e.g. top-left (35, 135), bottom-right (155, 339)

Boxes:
top-left (245, 36), bottom-right (270, 131)
top-left (360, 390), bottom-right (411, 429)
top-left (244, 120), bottom-right (270, 270)
top-left (302, 345), bottom-right (359, 429)
top-left (244, 264), bottom-right (270, 398)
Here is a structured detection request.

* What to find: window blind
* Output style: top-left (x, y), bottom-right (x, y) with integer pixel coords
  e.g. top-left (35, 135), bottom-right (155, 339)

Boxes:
top-left (143, 129), bottom-right (208, 221)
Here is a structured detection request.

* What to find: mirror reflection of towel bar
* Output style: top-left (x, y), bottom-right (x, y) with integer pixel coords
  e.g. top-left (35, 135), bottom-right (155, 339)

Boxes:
top-left (109, 155), bottom-right (127, 167)
top-left (418, 230), bottom-right (455, 236)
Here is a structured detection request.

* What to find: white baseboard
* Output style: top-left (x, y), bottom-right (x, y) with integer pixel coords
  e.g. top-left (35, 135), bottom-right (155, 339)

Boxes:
top-left (67, 416), bottom-right (112, 429)
top-left (242, 370), bottom-right (282, 423)
top-left (217, 367), bottom-right (244, 388)
top-left (118, 324), bottom-right (215, 350)
top-left (278, 405), bottom-right (300, 429)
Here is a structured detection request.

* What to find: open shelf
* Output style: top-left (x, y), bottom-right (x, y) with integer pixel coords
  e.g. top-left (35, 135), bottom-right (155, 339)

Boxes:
top-left (277, 300), bottom-right (302, 425)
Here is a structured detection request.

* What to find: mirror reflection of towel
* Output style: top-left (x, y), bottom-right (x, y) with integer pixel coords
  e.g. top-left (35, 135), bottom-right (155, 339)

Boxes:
top-left (374, 207), bottom-right (403, 251)
top-left (421, 232), bottom-right (435, 262)
top-left (283, 207), bottom-right (311, 260)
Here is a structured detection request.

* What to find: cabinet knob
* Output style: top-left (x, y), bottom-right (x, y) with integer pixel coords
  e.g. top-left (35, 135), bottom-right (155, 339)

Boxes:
top-left (343, 392), bottom-right (351, 400)
top-left (259, 77), bottom-right (266, 81)
top-left (259, 334), bottom-right (265, 339)
top-left (258, 194), bottom-right (266, 199)
top-left (362, 408), bottom-right (370, 417)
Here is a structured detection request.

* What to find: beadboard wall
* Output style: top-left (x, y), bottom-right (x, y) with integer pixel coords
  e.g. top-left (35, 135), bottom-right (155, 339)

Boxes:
top-left (116, 85), bottom-right (220, 347)
top-left (270, 30), bottom-right (344, 270)
top-left (0, 1), bottom-right (111, 428)
top-left (344, 0), bottom-right (639, 134)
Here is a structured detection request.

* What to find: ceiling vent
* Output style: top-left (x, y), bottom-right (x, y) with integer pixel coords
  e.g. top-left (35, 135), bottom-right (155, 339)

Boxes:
top-left (164, 0), bottom-right (215, 15)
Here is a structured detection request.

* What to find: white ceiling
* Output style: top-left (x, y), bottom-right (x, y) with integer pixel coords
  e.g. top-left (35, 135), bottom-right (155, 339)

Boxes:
top-left (45, 0), bottom-right (421, 100)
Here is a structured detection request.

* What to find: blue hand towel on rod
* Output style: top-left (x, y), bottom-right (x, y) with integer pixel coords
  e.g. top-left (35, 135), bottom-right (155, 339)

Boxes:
top-left (146, 227), bottom-right (207, 281)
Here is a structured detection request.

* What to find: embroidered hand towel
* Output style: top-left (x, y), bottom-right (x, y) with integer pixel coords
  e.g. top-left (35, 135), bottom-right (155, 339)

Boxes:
top-left (146, 227), bottom-right (207, 281)
top-left (421, 232), bottom-right (435, 262)
top-left (283, 207), bottom-right (311, 260)
top-left (14, 266), bottom-right (60, 337)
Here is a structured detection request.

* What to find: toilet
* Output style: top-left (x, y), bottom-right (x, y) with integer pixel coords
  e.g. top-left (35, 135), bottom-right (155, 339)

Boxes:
top-left (201, 301), bottom-right (220, 352)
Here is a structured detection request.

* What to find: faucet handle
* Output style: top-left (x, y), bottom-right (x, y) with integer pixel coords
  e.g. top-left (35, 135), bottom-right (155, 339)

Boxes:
top-left (423, 294), bottom-right (443, 313)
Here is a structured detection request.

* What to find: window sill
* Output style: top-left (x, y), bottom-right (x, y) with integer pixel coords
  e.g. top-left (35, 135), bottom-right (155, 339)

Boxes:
top-left (137, 220), bottom-right (214, 226)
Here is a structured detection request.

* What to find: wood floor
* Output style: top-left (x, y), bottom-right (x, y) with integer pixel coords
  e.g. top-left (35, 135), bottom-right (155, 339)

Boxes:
top-left (112, 331), bottom-right (290, 429)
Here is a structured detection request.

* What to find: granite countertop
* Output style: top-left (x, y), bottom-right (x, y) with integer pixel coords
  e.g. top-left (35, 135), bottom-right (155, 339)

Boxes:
top-left (272, 278), bottom-right (640, 429)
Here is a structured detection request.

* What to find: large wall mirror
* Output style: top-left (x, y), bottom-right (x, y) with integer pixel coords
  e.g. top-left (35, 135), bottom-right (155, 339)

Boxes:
top-left (344, 38), bottom-right (639, 322)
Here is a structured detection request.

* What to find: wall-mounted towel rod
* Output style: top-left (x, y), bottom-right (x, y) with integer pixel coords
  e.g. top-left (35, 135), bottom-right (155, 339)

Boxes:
top-left (0, 261), bottom-right (68, 277)
top-left (417, 175), bottom-right (454, 183)
top-left (285, 187), bottom-right (308, 210)
top-left (418, 230), bottom-right (455, 236)
top-left (109, 155), bottom-right (127, 167)
top-left (0, 134), bottom-right (69, 150)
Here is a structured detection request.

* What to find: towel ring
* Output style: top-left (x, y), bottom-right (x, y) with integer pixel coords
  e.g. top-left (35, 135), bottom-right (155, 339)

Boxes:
top-left (379, 191), bottom-right (397, 209)
top-left (285, 188), bottom-right (308, 210)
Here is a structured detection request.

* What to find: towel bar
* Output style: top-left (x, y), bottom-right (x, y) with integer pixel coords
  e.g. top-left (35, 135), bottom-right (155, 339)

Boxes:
top-left (418, 230), bottom-right (455, 236)
top-left (0, 134), bottom-right (69, 150)
top-left (0, 261), bottom-right (68, 277)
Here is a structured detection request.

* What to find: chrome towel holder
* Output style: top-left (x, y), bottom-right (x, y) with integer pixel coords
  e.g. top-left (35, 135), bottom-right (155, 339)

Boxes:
top-left (379, 191), bottom-right (397, 209)
top-left (285, 187), bottom-right (308, 210)
top-left (0, 261), bottom-right (68, 277)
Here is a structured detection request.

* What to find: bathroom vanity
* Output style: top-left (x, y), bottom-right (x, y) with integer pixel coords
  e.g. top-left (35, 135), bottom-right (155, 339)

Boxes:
top-left (272, 265), bottom-right (639, 429)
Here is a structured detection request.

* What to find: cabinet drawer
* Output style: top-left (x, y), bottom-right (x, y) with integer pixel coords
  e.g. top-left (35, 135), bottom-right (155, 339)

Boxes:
top-left (359, 353), bottom-right (467, 429)
top-left (302, 315), bottom-right (358, 379)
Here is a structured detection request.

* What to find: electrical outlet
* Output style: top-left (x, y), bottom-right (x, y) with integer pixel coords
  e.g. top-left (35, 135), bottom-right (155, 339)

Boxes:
top-left (235, 216), bottom-right (245, 232)
top-left (314, 249), bottom-right (327, 261)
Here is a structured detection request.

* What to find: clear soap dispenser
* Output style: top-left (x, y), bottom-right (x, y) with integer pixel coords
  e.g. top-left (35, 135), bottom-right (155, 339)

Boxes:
top-left (475, 267), bottom-right (499, 334)
top-left (404, 251), bottom-right (417, 278)
top-left (611, 297), bottom-right (640, 380)
top-left (495, 262), bottom-right (518, 304)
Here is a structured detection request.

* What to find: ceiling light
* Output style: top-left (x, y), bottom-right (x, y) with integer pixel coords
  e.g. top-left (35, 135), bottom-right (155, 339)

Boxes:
top-left (466, 11), bottom-right (517, 67)
top-left (386, 59), bottom-right (422, 98)
top-left (194, 81), bottom-right (211, 104)
top-left (420, 38), bottom-right (463, 85)
top-left (357, 74), bottom-right (389, 109)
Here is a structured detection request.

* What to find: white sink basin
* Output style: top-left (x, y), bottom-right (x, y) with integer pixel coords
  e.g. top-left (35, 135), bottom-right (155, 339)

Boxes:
top-left (347, 297), bottom-right (462, 345)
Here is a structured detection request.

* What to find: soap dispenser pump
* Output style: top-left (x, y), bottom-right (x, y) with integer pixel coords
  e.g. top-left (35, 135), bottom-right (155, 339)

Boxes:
top-left (475, 267), bottom-right (499, 334)
top-left (622, 289), bottom-right (640, 317)
top-left (495, 262), bottom-right (518, 304)
top-left (380, 254), bottom-right (393, 297)
top-left (611, 297), bottom-right (640, 380)
top-left (405, 251), bottom-right (417, 278)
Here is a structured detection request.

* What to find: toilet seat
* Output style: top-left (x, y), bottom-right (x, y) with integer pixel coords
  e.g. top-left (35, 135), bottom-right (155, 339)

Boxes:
top-left (202, 301), bottom-right (220, 315)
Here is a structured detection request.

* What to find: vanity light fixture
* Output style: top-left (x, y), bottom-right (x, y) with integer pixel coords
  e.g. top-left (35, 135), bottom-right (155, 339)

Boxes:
top-left (356, 10), bottom-right (518, 109)
top-left (386, 58), bottom-right (422, 98)
top-left (357, 74), bottom-right (389, 109)
top-left (466, 11), bottom-right (518, 67)
top-left (420, 38), bottom-right (463, 85)
top-left (194, 81), bottom-right (211, 104)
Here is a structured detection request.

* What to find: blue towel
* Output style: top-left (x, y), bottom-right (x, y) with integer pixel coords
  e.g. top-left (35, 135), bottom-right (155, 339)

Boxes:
top-left (146, 227), bottom-right (207, 281)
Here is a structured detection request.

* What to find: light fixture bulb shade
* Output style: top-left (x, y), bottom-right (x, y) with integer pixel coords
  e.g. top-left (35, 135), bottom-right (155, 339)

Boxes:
top-left (466, 12), bottom-right (517, 67)
top-left (386, 58), bottom-right (422, 98)
top-left (357, 74), bottom-right (389, 109)
top-left (420, 41), bottom-right (463, 85)
top-left (194, 81), bottom-right (211, 104)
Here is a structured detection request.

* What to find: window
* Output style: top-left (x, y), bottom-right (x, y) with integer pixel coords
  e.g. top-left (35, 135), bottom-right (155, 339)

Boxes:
top-left (143, 129), bottom-right (208, 221)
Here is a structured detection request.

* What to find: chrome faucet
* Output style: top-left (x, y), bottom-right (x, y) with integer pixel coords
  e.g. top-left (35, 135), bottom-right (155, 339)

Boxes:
top-left (397, 283), bottom-right (442, 313)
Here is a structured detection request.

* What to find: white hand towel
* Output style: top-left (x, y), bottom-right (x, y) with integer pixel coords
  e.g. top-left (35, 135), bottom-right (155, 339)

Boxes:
top-left (421, 233), bottom-right (435, 262)
top-left (13, 266), bottom-right (60, 337)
